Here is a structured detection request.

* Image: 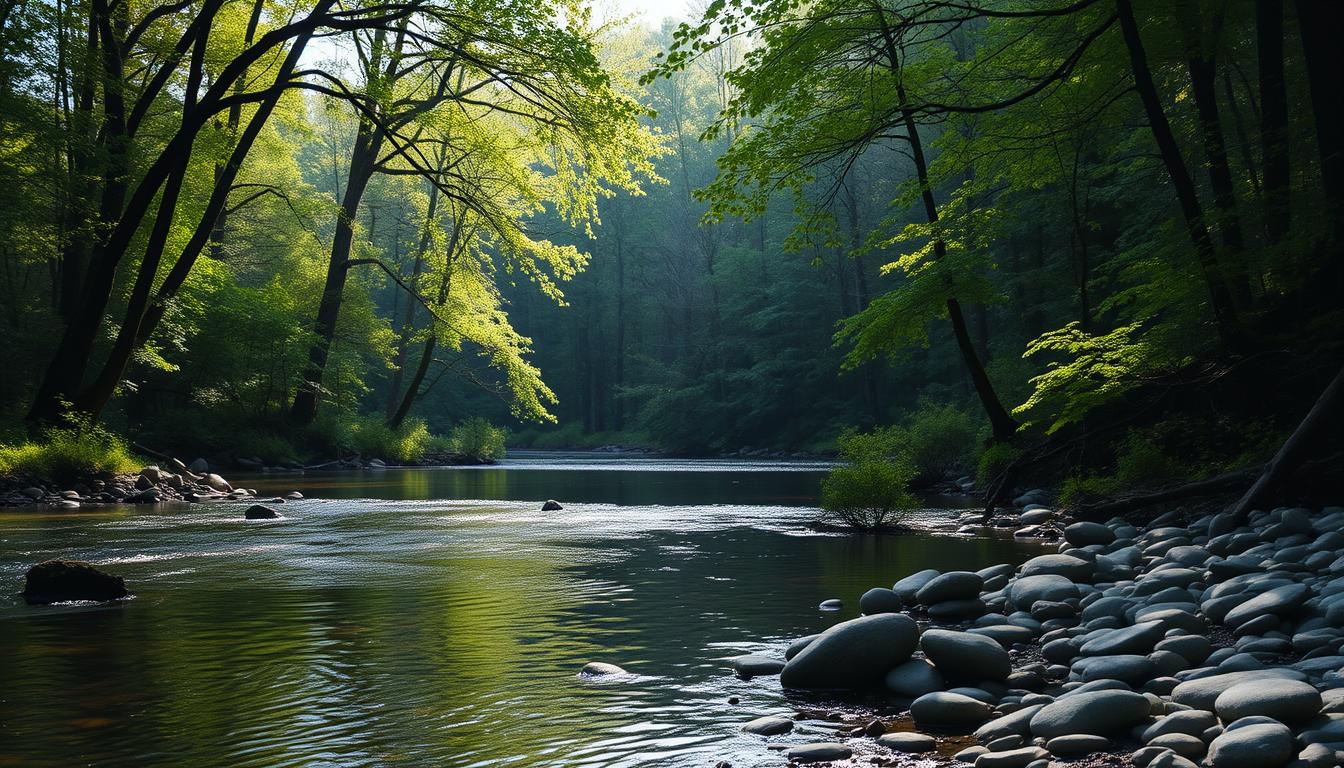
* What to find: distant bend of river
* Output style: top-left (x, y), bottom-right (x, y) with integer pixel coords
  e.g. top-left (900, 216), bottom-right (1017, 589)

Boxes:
top-left (0, 451), bottom-right (1040, 768)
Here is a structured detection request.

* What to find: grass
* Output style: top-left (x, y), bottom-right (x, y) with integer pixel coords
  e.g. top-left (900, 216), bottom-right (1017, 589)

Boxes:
top-left (0, 423), bottom-right (141, 484)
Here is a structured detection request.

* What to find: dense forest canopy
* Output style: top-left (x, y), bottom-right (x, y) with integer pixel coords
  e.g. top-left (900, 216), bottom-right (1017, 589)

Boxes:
top-left (0, 0), bottom-right (1340, 502)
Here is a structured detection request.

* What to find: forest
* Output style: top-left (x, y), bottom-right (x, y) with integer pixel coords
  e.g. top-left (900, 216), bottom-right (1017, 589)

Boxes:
top-left (0, 0), bottom-right (1341, 510)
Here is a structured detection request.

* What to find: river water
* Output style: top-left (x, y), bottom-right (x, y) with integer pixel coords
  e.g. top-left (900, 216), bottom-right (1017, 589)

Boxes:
top-left (0, 452), bottom-right (1039, 768)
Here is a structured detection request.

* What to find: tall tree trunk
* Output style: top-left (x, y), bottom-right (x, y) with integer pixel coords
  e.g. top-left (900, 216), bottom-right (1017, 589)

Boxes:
top-left (897, 83), bottom-right (1019, 442)
top-left (388, 218), bottom-right (461, 430)
top-left (1116, 0), bottom-right (1243, 351)
top-left (1258, 0), bottom-right (1290, 247)
top-left (1175, 0), bottom-right (1253, 308)
top-left (290, 121), bottom-right (383, 425)
top-left (57, 13), bottom-right (98, 320)
top-left (1296, 0), bottom-right (1344, 260)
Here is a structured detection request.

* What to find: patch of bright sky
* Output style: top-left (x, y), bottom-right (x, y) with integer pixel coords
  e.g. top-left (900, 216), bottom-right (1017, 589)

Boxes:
top-left (594, 0), bottom-right (694, 27)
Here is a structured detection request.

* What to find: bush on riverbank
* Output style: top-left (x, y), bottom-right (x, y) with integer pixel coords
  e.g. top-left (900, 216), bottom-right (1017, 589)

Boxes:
top-left (0, 421), bottom-right (139, 483)
top-left (438, 417), bottom-right (507, 462)
top-left (309, 414), bottom-right (432, 464)
top-left (820, 429), bottom-right (916, 530)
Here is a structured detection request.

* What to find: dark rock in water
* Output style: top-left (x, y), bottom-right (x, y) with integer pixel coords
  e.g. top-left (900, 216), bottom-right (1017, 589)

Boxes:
top-left (859, 587), bottom-right (903, 614)
top-left (785, 634), bottom-right (819, 660)
top-left (818, 598), bottom-right (843, 611)
top-left (784, 744), bottom-right (851, 763)
top-left (742, 715), bottom-right (793, 735)
top-left (579, 661), bottom-right (628, 676)
top-left (730, 654), bottom-right (785, 677)
top-left (22, 560), bottom-right (129, 604)
top-left (244, 504), bottom-right (280, 520)
top-left (780, 613), bottom-right (919, 689)
top-left (541, 499), bottom-right (563, 511)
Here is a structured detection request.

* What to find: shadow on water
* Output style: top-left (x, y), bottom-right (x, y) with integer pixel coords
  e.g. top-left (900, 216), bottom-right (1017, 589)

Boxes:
top-left (0, 456), bottom-right (1041, 768)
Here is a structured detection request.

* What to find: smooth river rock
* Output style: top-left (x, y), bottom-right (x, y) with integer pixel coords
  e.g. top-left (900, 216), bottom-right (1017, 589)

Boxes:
top-left (1170, 669), bottom-right (1307, 710)
top-left (1028, 690), bottom-right (1151, 737)
top-left (910, 691), bottom-right (993, 727)
top-left (915, 571), bottom-right (984, 604)
top-left (875, 731), bottom-right (936, 752)
top-left (921, 629), bottom-right (1011, 681)
top-left (784, 743), bottom-right (852, 763)
top-left (730, 654), bottom-right (785, 677)
top-left (780, 613), bottom-right (918, 689)
top-left (859, 587), bottom-right (903, 615)
top-left (1205, 721), bottom-right (1295, 768)
top-left (1213, 678), bottom-right (1322, 724)
top-left (742, 715), bottom-right (793, 735)
top-left (884, 657), bottom-right (944, 697)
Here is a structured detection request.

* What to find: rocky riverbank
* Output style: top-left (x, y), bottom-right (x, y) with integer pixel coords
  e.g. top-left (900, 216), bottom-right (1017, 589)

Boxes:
top-left (724, 501), bottom-right (1344, 768)
top-left (0, 458), bottom-right (296, 508)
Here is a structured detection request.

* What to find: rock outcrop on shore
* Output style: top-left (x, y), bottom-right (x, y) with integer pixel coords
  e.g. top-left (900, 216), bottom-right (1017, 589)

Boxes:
top-left (735, 502), bottom-right (1344, 767)
top-left (2, 462), bottom-right (286, 508)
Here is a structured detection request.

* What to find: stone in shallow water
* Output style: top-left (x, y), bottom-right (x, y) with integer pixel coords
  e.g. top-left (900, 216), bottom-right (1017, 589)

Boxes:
top-left (22, 560), bottom-right (129, 604)
top-left (579, 661), bottom-right (628, 677)
top-left (818, 598), bottom-right (843, 611)
top-left (780, 613), bottom-right (918, 689)
top-left (541, 499), bottom-right (563, 511)
top-left (730, 654), bottom-right (784, 677)
top-left (244, 504), bottom-right (280, 519)
top-left (916, 571), bottom-right (984, 604)
top-left (875, 731), bottom-right (935, 752)
top-left (741, 715), bottom-right (793, 735)
top-left (784, 743), bottom-right (852, 763)
top-left (858, 587), bottom-right (902, 615)
top-left (1213, 678), bottom-right (1322, 724)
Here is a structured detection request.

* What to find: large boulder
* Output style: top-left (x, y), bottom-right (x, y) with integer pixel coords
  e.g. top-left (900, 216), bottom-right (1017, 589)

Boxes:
top-left (22, 560), bottom-right (129, 604)
top-left (1213, 679), bottom-right (1322, 724)
top-left (1028, 690), bottom-right (1151, 738)
top-left (920, 629), bottom-right (1011, 681)
top-left (1205, 721), bottom-right (1294, 768)
top-left (780, 613), bottom-right (919, 689)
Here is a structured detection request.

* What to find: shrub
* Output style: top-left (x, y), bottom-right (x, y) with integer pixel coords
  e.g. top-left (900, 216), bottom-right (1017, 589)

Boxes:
top-left (1059, 430), bottom-right (1185, 507)
top-left (308, 414), bottom-right (431, 464)
top-left (0, 420), bottom-right (140, 483)
top-left (444, 417), bottom-right (507, 462)
top-left (820, 428), bottom-right (916, 530)
top-left (902, 402), bottom-right (979, 481)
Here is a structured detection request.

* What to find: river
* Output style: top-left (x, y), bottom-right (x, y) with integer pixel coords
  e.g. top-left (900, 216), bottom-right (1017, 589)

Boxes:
top-left (0, 452), bottom-right (1040, 767)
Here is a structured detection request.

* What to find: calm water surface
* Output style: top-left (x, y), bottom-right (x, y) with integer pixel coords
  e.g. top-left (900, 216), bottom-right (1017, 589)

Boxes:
top-left (0, 453), bottom-right (1038, 768)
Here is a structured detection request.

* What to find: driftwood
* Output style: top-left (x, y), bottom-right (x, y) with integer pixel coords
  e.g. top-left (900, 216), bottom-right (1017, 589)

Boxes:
top-left (1231, 362), bottom-right (1344, 523)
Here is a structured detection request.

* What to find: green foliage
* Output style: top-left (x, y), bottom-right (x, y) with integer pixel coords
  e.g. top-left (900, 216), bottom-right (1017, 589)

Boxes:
top-left (901, 402), bottom-right (979, 481)
top-left (441, 417), bottom-right (508, 463)
top-left (0, 419), bottom-right (140, 482)
top-left (977, 442), bottom-right (1022, 488)
top-left (309, 415), bottom-right (432, 464)
top-left (1059, 430), bottom-right (1186, 508)
top-left (820, 429), bottom-right (916, 530)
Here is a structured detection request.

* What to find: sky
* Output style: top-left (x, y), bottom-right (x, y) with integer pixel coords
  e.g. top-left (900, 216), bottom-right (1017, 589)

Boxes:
top-left (598, 0), bottom-right (694, 26)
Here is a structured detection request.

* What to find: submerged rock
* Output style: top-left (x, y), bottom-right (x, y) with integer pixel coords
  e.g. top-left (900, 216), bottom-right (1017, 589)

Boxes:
top-left (579, 661), bottom-right (628, 677)
top-left (244, 504), bottom-right (280, 520)
top-left (784, 743), bottom-right (851, 763)
top-left (741, 715), bottom-right (793, 735)
top-left (541, 499), bottom-right (563, 511)
top-left (22, 560), bottom-right (129, 604)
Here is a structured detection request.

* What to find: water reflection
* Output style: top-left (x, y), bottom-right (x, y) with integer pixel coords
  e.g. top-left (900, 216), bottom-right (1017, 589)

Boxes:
top-left (0, 467), bottom-right (1037, 768)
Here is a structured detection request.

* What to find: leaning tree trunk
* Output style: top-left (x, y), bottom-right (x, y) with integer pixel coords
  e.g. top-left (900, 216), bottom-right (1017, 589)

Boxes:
top-left (897, 85), bottom-right (1019, 443)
